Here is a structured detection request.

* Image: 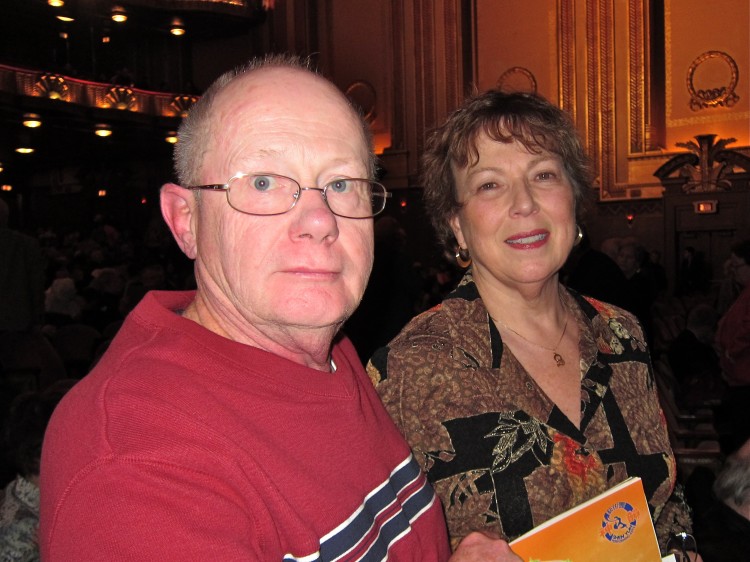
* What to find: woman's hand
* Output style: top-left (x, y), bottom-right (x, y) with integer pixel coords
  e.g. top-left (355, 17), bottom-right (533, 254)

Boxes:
top-left (449, 531), bottom-right (522, 562)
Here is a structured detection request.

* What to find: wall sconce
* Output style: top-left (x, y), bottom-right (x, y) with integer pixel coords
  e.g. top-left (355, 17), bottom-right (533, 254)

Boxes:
top-left (48, 0), bottom-right (64, 6)
top-left (22, 113), bottom-right (42, 128)
top-left (0, 162), bottom-right (4, 172)
top-left (98, 189), bottom-right (107, 197)
top-left (2, 185), bottom-right (13, 192)
top-left (95, 124), bottom-right (112, 137)
top-left (170, 17), bottom-right (186, 36)
top-left (626, 213), bottom-right (635, 227)
top-left (165, 131), bottom-right (179, 144)
top-left (111, 6), bottom-right (127, 23)
top-left (35, 74), bottom-right (69, 101)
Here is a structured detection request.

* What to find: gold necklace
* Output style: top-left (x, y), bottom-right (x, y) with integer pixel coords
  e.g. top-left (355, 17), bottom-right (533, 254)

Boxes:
top-left (491, 313), bottom-right (569, 367)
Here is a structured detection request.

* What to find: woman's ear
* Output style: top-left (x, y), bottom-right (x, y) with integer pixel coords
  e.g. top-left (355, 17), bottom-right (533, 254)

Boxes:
top-left (449, 213), bottom-right (467, 250)
top-left (160, 183), bottom-right (198, 259)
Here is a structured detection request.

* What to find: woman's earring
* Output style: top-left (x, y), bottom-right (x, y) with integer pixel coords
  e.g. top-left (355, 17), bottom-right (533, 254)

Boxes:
top-left (456, 247), bottom-right (472, 268)
top-left (574, 224), bottom-right (584, 246)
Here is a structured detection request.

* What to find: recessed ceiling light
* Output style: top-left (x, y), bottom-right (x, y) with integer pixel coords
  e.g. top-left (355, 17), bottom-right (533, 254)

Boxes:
top-left (170, 17), bottom-right (186, 36)
top-left (112, 6), bottom-right (127, 23)
top-left (22, 113), bottom-right (42, 128)
top-left (95, 124), bottom-right (113, 137)
top-left (48, 0), bottom-right (65, 7)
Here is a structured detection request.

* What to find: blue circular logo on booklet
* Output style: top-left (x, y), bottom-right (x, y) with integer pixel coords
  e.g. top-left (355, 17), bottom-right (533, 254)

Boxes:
top-left (601, 501), bottom-right (639, 543)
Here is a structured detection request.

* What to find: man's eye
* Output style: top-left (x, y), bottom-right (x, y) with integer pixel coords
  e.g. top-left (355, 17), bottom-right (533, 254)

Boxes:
top-left (328, 180), bottom-right (350, 193)
top-left (251, 176), bottom-right (276, 191)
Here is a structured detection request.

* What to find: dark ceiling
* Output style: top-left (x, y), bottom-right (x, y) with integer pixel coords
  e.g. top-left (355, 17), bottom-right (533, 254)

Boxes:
top-left (0, 0), bottom-right (268, 207)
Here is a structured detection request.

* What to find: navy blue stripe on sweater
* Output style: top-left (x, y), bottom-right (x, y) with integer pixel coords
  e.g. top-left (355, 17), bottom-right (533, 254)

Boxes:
top-left (283, 454), bottom-right (437, 562)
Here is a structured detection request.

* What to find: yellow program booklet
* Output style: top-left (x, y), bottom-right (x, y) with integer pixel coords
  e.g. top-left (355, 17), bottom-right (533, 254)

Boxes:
top-left (509, 477), bottom-right (662, 562)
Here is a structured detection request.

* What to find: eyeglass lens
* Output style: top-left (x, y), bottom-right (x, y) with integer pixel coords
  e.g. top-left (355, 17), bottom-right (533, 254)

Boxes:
top-left (227, 174), bottom-right (386, 218)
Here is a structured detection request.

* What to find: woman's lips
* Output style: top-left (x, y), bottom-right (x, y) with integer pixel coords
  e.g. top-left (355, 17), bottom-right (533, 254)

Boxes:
top-left (505, 230), bottom-right (549, 249)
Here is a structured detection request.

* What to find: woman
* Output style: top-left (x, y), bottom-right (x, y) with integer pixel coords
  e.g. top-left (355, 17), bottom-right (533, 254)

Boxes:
top-left (368, 90), bottom-right (694, 557)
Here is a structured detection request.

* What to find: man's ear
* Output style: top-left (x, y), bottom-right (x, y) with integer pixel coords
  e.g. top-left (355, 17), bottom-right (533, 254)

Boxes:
top-left (160, 183), bottom-right (198, 259)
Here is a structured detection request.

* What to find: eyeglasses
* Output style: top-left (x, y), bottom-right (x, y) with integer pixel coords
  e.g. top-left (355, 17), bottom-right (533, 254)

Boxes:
top-left (186, 173), bottom-right (390, 219)
top-left (666, 532), bottom-right (697, 562)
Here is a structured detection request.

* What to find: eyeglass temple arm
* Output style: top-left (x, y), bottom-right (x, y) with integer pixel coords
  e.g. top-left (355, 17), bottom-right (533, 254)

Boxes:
top-left (186, 184), bottom-right (228, 191)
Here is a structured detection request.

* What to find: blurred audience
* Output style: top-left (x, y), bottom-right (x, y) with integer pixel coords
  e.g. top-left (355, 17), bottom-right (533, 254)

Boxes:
top-left (563, 227), bottom-right (633, 310)
top-left (693, 438), bottom-right (750, 562)
top-left (667, 303), bottom-right (725, 410)
top-left (716, 240), bottom-right (750, 452)
top-left (0, 381), bottom-right (74, 561)
top-left (0, 200), bottom-right (45, 333)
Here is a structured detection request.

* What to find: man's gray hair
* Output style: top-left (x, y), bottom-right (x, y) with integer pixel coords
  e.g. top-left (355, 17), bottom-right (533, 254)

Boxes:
top-left (713, 446), bottom-right (750, 508)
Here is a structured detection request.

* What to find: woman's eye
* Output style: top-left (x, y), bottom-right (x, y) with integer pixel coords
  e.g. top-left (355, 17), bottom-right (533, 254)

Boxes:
top-left (478, 182), bottom-right (497, 191)
top-left (251, 175), bottom-right (276, 191)
top-left (536, 171), bottom-right (557, 181)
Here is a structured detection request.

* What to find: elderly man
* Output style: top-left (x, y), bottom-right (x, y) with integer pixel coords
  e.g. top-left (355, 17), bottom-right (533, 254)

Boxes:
top-left (40, 56), bottom-right (518, 561)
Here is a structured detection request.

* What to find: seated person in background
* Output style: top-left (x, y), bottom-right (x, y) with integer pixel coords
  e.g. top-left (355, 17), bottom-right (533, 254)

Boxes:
top-left (667, 303), bottom-right (725, 409)
top-left (40, 55), bottom-right (517, 561)
top-left (1, 382), bottom-right (72, 562)
top-left (715, 239), bottom-right (750, 452)
top-left (369, 90), bottom-right (696, 558)
top-left (693, 438), bottom-right (750, 562)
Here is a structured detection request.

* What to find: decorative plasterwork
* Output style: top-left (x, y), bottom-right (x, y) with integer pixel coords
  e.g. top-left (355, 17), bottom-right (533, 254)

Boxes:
top-left (558, 0), bottom-right (576, 118)
top-left (654, 134), bottom-right (750, 193)
top-left (628, 0), bottom-right (646, 154)
top-left (587, 0), bottom-right (617, 199)
top-left (345, 80), bottom-right (378, 123)
top-left (687, 51), bottom-right (740, 111)
top-left (496, 67), bottom-right (537, 93)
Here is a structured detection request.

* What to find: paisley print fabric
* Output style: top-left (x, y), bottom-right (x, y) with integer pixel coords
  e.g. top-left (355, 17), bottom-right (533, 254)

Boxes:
top-left (368, 274), bottom-right (691, 553)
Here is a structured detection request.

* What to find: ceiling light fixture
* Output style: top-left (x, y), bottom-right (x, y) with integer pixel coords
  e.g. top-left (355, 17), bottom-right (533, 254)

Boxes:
top-left (165, 131), bottom-right (179, 144)
top-left (95, 124), bottom-right (112, 137)
top-left (1, 185), bottom-right (13, 192)
top-left (15, 147), bottom-right (34, 154)
top-left (48, 0), bottom-right (64, 6)
top-left (112, 6), bottom-right (127, 23)
top-left (170, 17), bottom-right (186, 36)
top-left (22, 113), bottom-right (42, 128)
top-left (56, 14), bottom-right (74, 22)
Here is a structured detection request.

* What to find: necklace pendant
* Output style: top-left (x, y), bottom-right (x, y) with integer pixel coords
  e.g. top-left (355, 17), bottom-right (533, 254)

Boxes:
top-left (553, 352), bottom-right (565, 367)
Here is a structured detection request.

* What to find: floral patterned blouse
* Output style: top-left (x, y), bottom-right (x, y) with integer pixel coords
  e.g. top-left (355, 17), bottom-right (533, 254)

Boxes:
top-left (368, 274), bottom-right (691, 553)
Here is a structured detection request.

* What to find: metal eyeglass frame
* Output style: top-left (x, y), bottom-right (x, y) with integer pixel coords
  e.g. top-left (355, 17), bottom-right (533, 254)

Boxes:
top-left (186, 172), bottom-right (391, 219)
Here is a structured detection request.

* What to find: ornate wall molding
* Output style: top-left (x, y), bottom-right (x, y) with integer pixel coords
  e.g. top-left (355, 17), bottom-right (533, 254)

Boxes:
top-left (496, 66), bottom-right (537, 93)
top-left (587, 0), bottom-right (617, 198)
top-left (628, 0), bottom-right (646, 153)
top-left (687, 50), bottom-right (740, 111)
top-left (558, 0), bottom-right (576, 117)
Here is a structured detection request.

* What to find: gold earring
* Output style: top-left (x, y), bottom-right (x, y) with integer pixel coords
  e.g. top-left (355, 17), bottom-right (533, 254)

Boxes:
top-left (456, 247), bottom-right (472, 268)
top-left (574, 224), bottom-right (583, 246)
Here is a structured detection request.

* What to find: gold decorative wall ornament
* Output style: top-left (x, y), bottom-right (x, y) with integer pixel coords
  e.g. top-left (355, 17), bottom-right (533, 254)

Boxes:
top-left (344, 81), bottom-right (377, 123)
top-left (686, 51), bottom-right (740, 111)
top-left (103, 86), bottom-right (137, 111)
top-left (170, 94), bottom-right (199, 118)
top-left (34, 73), bottom-right (69, 100)
top-left (654, 134), bottom-right (750, 194)
top-left (496, 67), bottom-right (537, 93)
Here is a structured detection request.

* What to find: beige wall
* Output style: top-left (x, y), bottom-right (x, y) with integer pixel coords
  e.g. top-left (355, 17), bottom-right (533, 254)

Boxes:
top-left (664, 0), bottom-right (750, 148)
